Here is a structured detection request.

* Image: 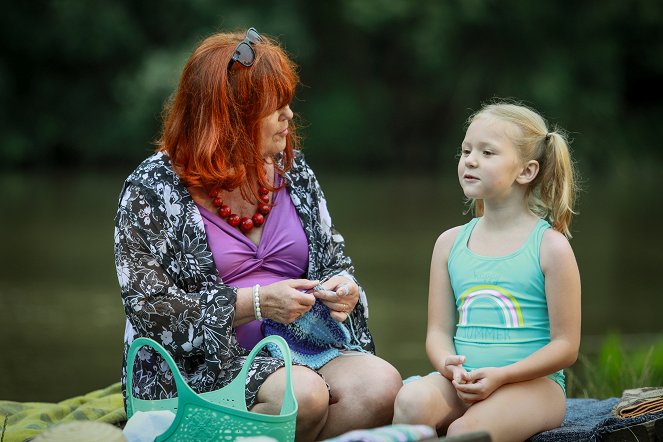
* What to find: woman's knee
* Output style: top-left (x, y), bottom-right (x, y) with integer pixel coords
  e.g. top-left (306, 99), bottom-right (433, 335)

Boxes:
top-left (355, 360), bottom-right (402, 412)
top-left (292, 368), bottom-right (329, 421)
top-left (372, 362), bottom-right (402, 398)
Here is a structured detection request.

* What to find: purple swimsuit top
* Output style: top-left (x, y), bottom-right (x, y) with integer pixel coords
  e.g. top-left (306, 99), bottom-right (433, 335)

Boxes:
top-left (197, 175), bottom-right (309, 349)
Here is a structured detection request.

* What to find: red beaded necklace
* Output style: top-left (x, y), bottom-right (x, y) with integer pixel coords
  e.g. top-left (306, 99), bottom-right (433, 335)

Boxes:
top-left (210, 186), bottom-right (272, 234)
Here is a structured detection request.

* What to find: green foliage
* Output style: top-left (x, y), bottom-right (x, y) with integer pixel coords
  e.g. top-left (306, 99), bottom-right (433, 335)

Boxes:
top-left (1, 0), bottom-right (662, 171)
top-left (567, 334), bottom-right (663, 399)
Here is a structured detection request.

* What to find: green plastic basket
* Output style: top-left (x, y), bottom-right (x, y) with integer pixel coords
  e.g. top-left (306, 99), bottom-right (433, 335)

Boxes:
top-left (126, 335), bottom-right (298, 441)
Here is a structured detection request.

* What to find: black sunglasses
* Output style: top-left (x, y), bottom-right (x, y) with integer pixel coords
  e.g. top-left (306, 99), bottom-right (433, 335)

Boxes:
top-left (228, 27), bottom-right (263, 70)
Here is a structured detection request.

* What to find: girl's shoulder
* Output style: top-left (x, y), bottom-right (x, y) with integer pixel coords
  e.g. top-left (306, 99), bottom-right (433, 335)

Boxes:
top-left (432, 225), bottom-right (466, 261)
top-left (436, 225), bottom-right (464, 245)
top-left (435, 218), bottom-right (478, 251)
top-left (540, 228), bottom-right (576, 272)
top-left (540, 227), bottom-right (572, 252)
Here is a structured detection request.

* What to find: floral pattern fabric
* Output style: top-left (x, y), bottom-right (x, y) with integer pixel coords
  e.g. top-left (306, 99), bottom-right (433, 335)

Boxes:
top-left (114, 151), bottom-right (375, 407)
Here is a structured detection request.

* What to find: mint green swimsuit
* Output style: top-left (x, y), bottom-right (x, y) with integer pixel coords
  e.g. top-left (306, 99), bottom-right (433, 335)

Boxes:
top-left (448, 218), bottom-right (565, 394)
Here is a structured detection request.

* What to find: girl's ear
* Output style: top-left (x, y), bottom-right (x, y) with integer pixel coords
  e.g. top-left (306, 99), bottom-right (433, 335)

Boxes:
top-left (516, 160), bottom-right (539, 184)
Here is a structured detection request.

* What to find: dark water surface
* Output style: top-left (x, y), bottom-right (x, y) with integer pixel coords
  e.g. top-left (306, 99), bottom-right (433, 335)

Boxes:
top-left (1, 166), bottom-right (661, 402)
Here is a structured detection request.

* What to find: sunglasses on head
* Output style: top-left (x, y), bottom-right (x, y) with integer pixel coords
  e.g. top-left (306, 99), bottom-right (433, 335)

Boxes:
top-left (228, 27), bottom-right (262, 70)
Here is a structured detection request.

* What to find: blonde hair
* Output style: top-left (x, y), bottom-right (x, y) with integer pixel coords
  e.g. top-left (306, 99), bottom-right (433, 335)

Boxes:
top-left (467, 101), bottom-right (578, 237)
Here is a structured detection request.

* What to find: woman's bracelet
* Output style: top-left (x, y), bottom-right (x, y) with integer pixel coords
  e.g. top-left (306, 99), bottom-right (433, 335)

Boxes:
top-left (252, 284), bottom-right (262, 321)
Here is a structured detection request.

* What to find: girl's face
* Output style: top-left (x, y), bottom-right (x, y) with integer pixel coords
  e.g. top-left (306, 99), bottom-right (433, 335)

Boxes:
top-left (458, 115), bottom-right (524, 202)
top-left (259, 104), bottom-right (293, 160)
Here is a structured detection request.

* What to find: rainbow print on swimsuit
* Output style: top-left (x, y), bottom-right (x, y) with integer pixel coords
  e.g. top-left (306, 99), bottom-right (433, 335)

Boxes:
top-left (458, 284), bottom-right (524, 328)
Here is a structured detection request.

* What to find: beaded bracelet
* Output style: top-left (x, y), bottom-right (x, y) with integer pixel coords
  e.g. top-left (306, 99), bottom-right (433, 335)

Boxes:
top-left (252, 284), bottom-right (262, 320)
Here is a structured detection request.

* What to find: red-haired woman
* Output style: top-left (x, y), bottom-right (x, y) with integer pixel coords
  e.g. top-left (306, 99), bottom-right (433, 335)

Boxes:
top-left (114, 28), bottom-right (402, 441)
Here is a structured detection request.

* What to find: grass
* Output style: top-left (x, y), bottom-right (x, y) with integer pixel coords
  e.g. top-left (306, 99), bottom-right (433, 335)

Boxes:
top-left (567, 334), bottom-right (663, 399)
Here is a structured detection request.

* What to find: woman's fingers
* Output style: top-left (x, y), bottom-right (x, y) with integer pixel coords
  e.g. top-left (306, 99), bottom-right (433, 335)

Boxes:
top-left (313, 289), bottom-right (342, 304)
top-left (335, 283), bottom-right (351, 297)
top-left (263, 278), bottom-right (357, 323)
top-left (314, 278), bottom-right (359, 314)
top-left (329, 310), bottom-right (349, 322)
top-left (292, 290), bottom-right (316, 306)
top-left (319, 276), bottom-right (358, 296)
top-left (261, 280), bottom-right (317, 323)
top-left (321, 299), bottom-right (353, 313)
top-left (287, 279), bottom-right (320, 290)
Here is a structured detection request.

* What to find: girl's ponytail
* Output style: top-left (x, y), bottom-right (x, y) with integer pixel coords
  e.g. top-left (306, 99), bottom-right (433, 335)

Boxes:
top-left (469, 101), bottom-right (578, 237)
top-left (538, 130), bottom-right (577, 238)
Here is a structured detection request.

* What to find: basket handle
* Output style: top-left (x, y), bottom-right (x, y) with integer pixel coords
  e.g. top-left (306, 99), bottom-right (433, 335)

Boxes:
top-left (126, 335), bottom-right (297, 417)
top-left (125, 337), bottom-right (198, 419)
top-left (237, 335), bottom-right (297, 416)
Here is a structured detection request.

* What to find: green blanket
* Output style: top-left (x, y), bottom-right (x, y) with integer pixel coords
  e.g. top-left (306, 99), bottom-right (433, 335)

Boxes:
top-left (0, 383), bottom-right (126, 442)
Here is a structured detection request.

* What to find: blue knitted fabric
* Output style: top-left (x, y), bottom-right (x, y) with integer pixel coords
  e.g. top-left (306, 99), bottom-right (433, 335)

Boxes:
top-left (263, 299), bottom-right (359, 369)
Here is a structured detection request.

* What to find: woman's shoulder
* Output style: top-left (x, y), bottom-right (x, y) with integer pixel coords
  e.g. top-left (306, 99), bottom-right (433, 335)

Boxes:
top-left (124, 152), bottom-right (179, 190)
top-left (290, 150), bottom-right (311, 173)
top-left (285, 151), bottom-right (317, 186)
top-left (117, 152), bottom-right (184, 211)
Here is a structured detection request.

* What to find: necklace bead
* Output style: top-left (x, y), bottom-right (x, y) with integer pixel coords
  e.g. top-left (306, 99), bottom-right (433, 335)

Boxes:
top-left (210, 184), bottom-right (271, 234)
top-left (252, 212), bottom-right (265, 226)
top-left (227, 213), bottom-right (241, 227)
top-left (239, 217), bottom-right (254, 233)
top-left (218, 205), bottom-right (231, 218)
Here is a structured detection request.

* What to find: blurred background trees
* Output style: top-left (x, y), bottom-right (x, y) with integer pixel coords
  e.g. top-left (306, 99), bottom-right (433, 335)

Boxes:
top-left (2, 0), bottom-right (661, 173)
top-left (2, 0), bottom-right (663, 402)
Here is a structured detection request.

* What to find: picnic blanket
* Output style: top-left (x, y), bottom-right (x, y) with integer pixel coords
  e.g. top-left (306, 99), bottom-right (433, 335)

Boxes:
top-left (3, 383), bottom-right (663, 442)
top-left (0, 383), bottom-right (435, 442)
top-left (530, 397), bottom-right (663, 442)
top-left (0, 383), bottom-right (126, 442)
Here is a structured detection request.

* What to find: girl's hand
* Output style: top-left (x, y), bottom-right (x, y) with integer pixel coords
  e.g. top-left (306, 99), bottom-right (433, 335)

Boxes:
top-left (441, 355), bottom-right (471, 384)
top-left (311, 276), bottom-right (359, 322)
top-left (452, 367), bottom-right (505, 403)
top-left (260, 279), bottom-right (317, 324)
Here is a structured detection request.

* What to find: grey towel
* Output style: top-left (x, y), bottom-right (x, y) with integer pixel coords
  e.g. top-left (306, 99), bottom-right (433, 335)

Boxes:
top-left (612, 387), bottom-right (663, 418)
top-left (530, 398), bottom-right (663, 442)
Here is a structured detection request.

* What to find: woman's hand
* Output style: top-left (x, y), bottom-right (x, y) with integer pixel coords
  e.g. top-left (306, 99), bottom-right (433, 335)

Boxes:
top-left (260, 279), bottom-right (318, 324)
top-left (452, 366), bottom-right (505, 404)
top-left (312, 276), bottom-right (359, 322)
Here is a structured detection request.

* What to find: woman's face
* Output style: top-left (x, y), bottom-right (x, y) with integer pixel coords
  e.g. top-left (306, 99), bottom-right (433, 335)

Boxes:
top-left (259, 105), bottom-right (293, 160)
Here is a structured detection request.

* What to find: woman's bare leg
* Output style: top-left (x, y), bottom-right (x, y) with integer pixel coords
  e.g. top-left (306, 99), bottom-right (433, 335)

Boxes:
top-left (316, 353), bottom-right (402, 440)
top-left (253, 366), bottom-right (330, 442)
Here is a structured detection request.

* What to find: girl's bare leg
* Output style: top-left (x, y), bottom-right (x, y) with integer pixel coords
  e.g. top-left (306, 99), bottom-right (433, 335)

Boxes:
top-left (447, 377), bottom-right (565, 442)
top-left (393, 373), bottom-right (469, 432)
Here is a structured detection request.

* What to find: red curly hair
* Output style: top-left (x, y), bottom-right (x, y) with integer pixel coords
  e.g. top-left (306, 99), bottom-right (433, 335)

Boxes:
top-left (157, 30), bottom-right (300, 198)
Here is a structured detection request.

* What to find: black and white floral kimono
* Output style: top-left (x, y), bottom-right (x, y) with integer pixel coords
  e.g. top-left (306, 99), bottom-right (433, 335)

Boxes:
top-left (114, 151), bottom-right (375, 407)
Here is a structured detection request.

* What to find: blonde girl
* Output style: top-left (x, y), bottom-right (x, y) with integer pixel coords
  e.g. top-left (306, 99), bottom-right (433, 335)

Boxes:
top-left (393, 102), bottom-right (581, 442)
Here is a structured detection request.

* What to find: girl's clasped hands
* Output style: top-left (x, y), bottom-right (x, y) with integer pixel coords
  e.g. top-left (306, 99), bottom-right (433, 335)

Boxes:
top-left (444, 355), bottom-right (504, 404)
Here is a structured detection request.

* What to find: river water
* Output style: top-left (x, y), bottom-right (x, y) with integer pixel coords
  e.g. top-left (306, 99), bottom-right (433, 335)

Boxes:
top-left (1, 164), bottom-right (660, 401)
